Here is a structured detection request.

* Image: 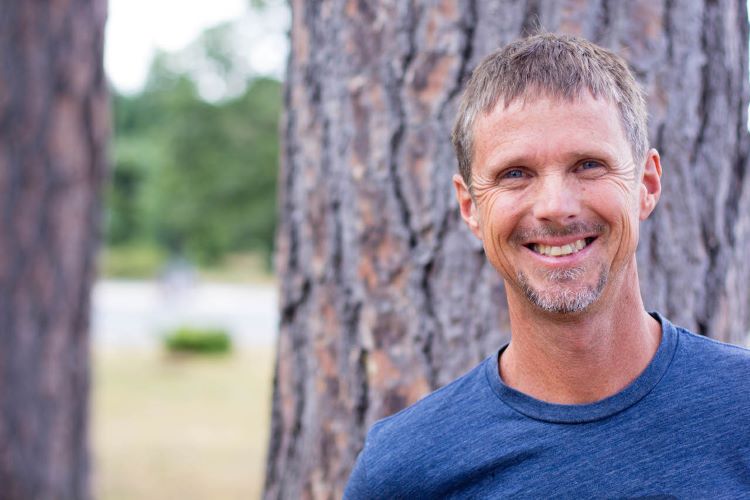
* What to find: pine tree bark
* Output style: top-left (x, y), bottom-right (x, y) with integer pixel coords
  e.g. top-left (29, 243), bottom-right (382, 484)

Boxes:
top-left (0, 1), bottom-right (108, 498)
top-left (265, 1), bottom-right (750, 498)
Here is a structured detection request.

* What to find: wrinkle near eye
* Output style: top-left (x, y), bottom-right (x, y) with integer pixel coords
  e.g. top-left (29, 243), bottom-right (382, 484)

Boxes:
top-left (471, 174), bottom-right (501, 204)
top-left (610, 158), bottom-right (639, 185)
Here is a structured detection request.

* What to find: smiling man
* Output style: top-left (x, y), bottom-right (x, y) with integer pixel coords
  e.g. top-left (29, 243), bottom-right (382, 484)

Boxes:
top-left (344, 34), bottom-right (750, 498)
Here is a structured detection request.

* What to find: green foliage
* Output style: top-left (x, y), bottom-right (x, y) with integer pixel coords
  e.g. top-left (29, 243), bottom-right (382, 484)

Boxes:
top-left (106, 44), bottom-right (281, 275)
top-left (163, 327), bottom-right (233, 355)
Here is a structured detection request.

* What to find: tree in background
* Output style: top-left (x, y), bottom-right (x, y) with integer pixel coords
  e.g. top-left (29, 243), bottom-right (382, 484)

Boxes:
top-left (153, 75), bottom-right (281, 264)
top-left (265, 0), bottom-right (750, 498)
top-left (0, 0), bottom-right (108, 498)
top-left (107, 44), bottom-right (282, 272)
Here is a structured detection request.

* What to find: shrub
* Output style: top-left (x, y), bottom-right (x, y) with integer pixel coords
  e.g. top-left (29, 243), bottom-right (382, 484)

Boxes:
top-left (163, 327), bottom-right (232, 355)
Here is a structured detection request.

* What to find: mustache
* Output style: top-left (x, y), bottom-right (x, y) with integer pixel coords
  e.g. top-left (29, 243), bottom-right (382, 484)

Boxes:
top-left (510, 221), bottom-right (605, 244)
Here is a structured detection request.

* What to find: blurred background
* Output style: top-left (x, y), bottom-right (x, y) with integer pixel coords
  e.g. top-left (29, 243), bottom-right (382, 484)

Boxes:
top-left (95, 0), bottom-right (287, 497)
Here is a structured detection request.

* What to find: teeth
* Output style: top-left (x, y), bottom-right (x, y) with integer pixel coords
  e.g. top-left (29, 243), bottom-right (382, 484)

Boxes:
top-left (532, 239), bottom-right (588, 257)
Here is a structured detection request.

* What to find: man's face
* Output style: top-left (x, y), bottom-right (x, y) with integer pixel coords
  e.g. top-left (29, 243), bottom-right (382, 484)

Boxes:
top-left (454, 94), bottom-right (661, 314)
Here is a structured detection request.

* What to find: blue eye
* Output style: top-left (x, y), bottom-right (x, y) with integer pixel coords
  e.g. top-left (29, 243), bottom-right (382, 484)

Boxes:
top-left (502, 169), bottom-right (525, 179)
top-left (579, 160), bottom-right (603, 170)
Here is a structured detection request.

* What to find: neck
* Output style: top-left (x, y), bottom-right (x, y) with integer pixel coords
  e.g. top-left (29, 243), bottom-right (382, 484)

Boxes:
top-left (500, 261), bottom-right (662, 404)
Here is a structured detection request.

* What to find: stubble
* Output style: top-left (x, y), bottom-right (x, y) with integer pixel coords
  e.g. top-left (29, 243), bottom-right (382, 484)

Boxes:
top-left (517, 264), bottom-right (608, 314)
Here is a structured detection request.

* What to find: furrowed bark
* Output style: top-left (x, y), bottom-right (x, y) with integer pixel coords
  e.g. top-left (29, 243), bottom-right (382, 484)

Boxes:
top-left (265, 1), bottom-right (750, 498)
top-left (0, 1), bottom-right (108, 498)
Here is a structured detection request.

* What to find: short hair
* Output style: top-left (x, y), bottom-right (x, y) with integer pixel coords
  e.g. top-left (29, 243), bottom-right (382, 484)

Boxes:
top-left (451, 33), bottom-right (648, 188)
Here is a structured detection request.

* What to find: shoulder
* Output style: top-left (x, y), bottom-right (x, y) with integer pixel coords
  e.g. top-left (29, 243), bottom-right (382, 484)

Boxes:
top-left (664, 317), bottom-right (750, 395)
top-left (672, 322), bottom-right (750, 366)
top-left (345, 355), bottom-right (504, 498)
top-left (368, 354), bottom-right (498, 446)
top-left (652, 318), bottom-right (750, 444)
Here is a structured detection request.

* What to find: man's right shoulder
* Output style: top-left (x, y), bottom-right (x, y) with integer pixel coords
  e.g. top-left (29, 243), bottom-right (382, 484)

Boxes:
top-left (345, 354), bottom-right (506, 498)
top-left (372, 354), bottom-right (493, 436)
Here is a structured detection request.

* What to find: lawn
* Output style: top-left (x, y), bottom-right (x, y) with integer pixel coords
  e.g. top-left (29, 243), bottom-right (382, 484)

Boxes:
top-left (92, 346), bottom-right (275, 499)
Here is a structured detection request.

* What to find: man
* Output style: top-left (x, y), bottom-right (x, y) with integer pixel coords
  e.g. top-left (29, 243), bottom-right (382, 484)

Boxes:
top-left (344, 33), bottom-right (750, 498)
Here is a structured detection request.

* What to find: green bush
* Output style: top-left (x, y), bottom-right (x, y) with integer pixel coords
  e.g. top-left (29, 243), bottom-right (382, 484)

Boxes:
top-left (163, 327), bottom-right (232, 355)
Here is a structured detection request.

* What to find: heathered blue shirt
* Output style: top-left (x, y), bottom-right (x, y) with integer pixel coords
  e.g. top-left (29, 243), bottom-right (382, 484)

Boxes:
top-left (344, 314), bottom-right (750, 498)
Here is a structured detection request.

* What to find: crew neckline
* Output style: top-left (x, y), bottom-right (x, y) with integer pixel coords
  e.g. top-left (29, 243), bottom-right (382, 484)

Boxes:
top-left (484, 312), bottom-right (679, 424)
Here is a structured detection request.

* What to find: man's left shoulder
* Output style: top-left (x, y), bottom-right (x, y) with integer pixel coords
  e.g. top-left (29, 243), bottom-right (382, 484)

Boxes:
top-left (675, 324), bottom-right (750, 366)
top-left (669, 323), bottom-right (750, 396)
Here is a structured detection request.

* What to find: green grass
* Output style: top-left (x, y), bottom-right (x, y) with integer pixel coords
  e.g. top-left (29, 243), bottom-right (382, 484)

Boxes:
top-left (92, 347), bottom-right (275, 499)
top-left (198, 252), bottom-right (275, 284)
top-left (100, 244), bottom-right (167, 279)
top-left (99, 247), bottom-right (274, 283)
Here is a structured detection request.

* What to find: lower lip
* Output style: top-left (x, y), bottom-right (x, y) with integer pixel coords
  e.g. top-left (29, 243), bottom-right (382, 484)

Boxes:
top-left (522, 240), bottom-right (596, 266)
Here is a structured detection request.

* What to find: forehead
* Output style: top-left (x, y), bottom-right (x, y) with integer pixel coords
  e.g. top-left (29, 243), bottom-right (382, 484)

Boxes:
top-left (472, 94), bottom-right (630, 172)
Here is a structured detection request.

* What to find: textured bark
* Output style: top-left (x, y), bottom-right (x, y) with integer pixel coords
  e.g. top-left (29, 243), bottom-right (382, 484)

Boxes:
top-left (265, 1), bottom-right (750, 498)
top-left (0, 1), bottom-right (108, 499)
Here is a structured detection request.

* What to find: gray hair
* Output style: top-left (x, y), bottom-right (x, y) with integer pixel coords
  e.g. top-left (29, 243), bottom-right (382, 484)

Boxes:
top-left (451, 33), bottom-right (648, 188)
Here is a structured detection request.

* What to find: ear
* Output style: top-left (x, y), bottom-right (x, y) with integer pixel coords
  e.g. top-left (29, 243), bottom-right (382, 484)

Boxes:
top-left (453, 174), bottom-right (482, 240)
top-left (639, 148), bottom-right (662, 221)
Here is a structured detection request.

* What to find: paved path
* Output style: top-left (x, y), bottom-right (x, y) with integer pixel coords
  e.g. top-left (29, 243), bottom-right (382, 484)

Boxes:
top-left (91, 280), bottom-right (278, 349)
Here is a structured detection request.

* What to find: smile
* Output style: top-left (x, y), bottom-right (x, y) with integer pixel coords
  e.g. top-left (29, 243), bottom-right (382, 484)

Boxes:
top-left (530, 237), bottom-right (596, 257)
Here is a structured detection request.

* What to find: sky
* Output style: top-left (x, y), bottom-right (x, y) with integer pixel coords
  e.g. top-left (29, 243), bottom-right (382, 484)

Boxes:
top-left (105, 0), bottom-right (290, 95)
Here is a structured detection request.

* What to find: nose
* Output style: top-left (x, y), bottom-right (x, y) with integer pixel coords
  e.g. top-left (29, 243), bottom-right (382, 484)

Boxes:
top-left (531, 173), bottom-right (581, 223)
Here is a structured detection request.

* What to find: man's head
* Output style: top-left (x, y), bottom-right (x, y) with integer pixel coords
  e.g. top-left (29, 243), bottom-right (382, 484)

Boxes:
top-left (451, 33), bottom-right (648, 191)
top-left (451, 34), bottom-right (662, 316)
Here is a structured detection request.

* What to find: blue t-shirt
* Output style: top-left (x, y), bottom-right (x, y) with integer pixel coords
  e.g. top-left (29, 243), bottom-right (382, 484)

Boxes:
top-left (344, 314), bottom-right (750, 498)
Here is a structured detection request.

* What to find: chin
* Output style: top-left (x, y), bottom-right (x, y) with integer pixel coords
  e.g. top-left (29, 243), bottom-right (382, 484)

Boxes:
top-left (516, 266), bottom-right (608, 314)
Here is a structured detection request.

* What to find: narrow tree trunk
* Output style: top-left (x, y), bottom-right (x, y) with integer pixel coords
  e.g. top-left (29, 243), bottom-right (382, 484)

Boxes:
top-left (0, 1), bottom-right (108, 498)
top-left (265, 1), bottom-right (750, 498)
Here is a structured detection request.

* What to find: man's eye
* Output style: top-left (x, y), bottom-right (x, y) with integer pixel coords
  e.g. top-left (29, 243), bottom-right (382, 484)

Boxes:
top-left (501, 169), bottom-right (525, 179)
top-left (578, 160), bottom-right (603, 170)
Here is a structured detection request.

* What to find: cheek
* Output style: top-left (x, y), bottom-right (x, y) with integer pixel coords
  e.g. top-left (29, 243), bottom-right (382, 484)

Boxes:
top-left (590, 183), bottom-right (641, 261)
top-left (609, 200), bottom-right (641, 264)
top-left (617, 213), bottom-right (639, 249)
top-left (480, 194), bottom-right (501, 247)
top-left (481, 193), bottom-right (519, 274)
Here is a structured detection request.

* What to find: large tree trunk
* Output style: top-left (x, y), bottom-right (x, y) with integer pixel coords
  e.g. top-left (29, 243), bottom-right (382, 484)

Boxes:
top-left (0, 1), bottom-right (108, 498)
top-left (265, 0), bottom-right (750, 498)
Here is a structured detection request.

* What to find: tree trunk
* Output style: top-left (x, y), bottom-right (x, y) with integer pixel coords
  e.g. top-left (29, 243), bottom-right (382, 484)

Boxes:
top-left (265, 0), bottom-right (750, 498)
top-left (0, 1), bottom-right (108, 498)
